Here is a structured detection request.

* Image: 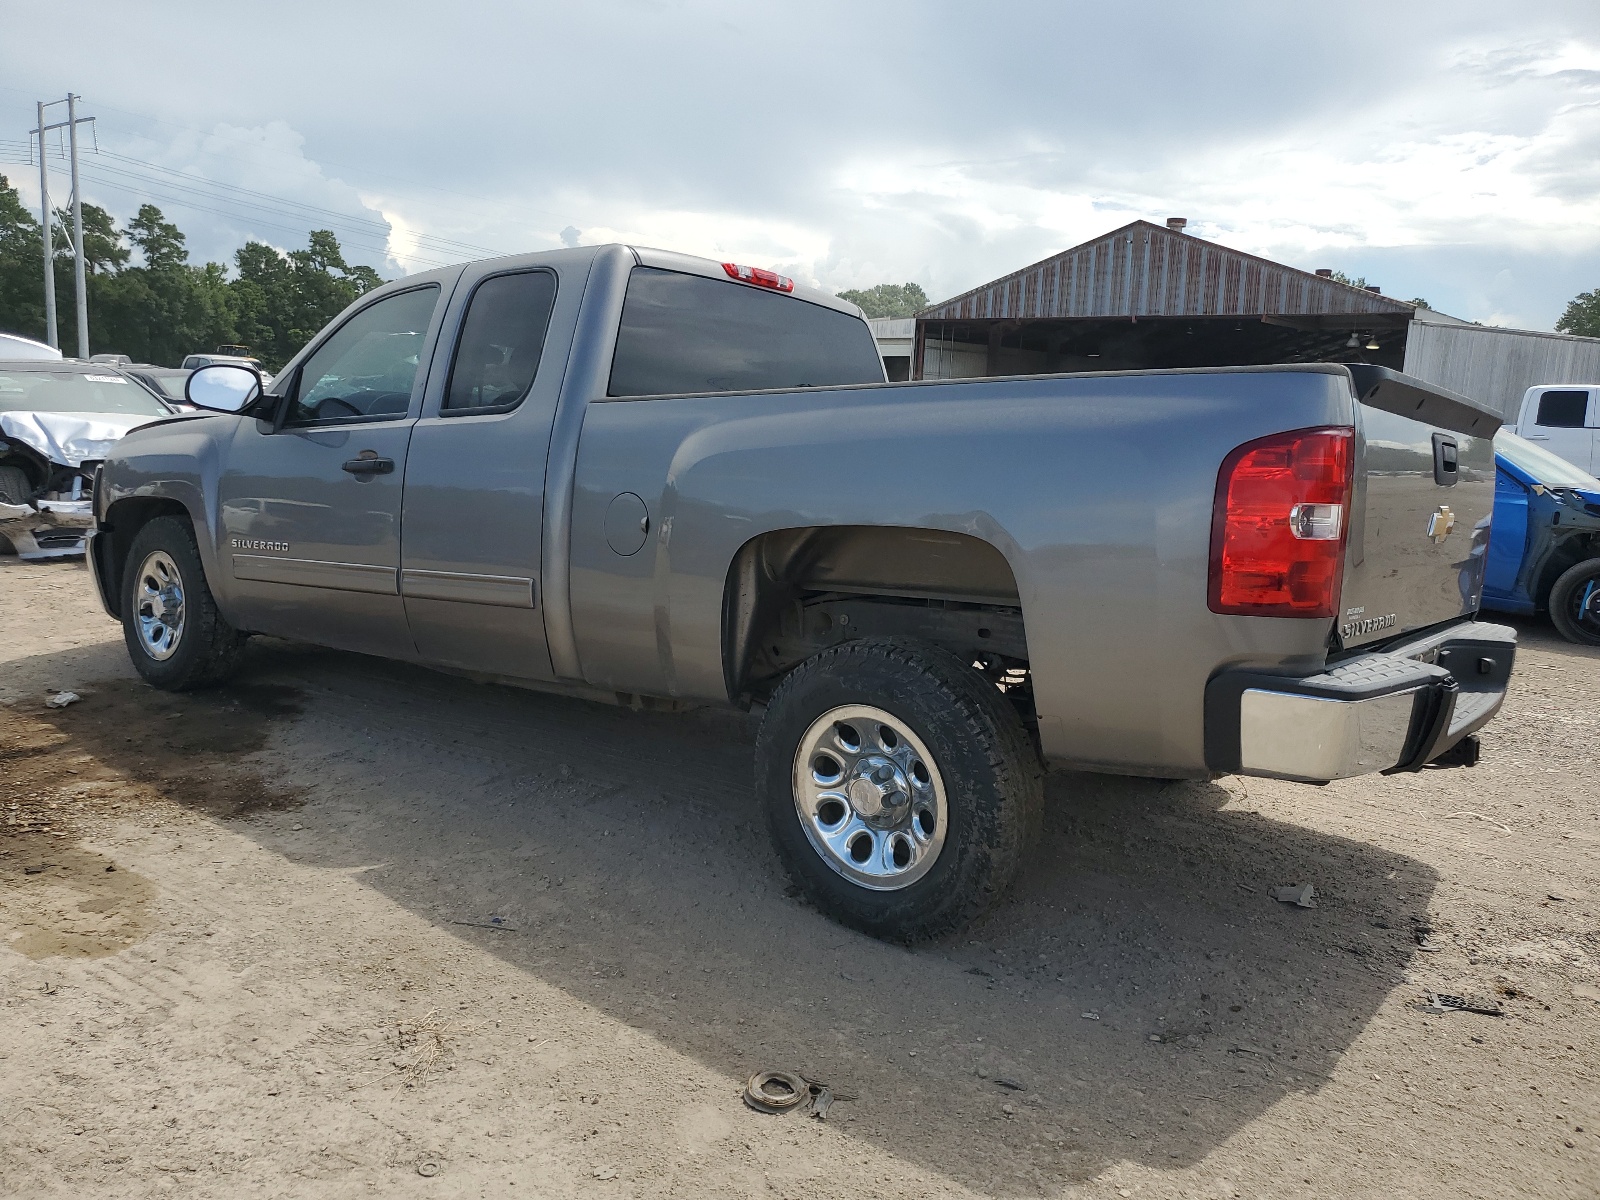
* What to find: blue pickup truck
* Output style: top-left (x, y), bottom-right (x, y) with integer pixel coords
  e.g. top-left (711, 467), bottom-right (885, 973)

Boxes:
top-left (1483, 430), bottom-right (1600, 644)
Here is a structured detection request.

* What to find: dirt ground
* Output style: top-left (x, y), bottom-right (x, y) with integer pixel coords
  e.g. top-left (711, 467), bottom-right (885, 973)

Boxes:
top-left (1, 557), bottom-right (1596, 1200)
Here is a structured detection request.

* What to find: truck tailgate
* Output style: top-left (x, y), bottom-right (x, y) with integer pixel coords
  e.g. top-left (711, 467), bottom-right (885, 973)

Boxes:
top-left (1338, 366), bottom-right (1501, 649)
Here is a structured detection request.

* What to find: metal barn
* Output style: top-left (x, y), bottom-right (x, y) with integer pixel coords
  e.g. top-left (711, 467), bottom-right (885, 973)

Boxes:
top-left (910, 219), bottom-right (1600, 420)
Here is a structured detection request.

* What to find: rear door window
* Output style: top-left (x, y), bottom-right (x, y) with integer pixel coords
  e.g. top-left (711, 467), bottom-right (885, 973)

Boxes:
top-left (443, 270), bottom-right (558, 413)
top-left (1535, 390), bottom-right (1590, 428)
top-left (286, 285), bottom-right (439, 425)
top-left (608, 267), bottom-right (884, 397)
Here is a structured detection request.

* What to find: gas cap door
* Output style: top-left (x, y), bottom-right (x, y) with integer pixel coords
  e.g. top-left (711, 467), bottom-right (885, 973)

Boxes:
top-left (604, 492), bottom-right (649, 556)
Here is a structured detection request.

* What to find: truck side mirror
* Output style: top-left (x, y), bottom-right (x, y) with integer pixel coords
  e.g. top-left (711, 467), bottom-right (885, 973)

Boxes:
top-left (186, 364), bottom-right (262, 413)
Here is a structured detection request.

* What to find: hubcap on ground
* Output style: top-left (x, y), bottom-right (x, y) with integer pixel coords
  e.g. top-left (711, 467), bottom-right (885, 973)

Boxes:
top-left (134, 550), bottom-right (186, 661)
top-left (793, 704), bottom-right (947, 891)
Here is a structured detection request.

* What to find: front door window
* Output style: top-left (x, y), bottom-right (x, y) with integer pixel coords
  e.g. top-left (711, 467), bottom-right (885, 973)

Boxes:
top-left (287, 286), bottom-right (439, 425)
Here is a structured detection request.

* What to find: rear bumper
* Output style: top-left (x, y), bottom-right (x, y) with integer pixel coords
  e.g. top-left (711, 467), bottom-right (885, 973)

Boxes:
top-left (0, 499), bottom-right (93, 560)
top-left (1205, 620), bottom-right (1516, 783)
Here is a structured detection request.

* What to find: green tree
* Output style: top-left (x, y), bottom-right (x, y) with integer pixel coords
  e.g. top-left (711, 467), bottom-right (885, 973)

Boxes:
top-left (51, 202), bottom-right (128, 275)
top-left (127, 204), bottom-right (188, 271)
top-left (1556, 288), bottom-right (1600, 338)
top-left (836, 282), bottom-right (930, 319)
top-left (232, 229), bottom-right (383, 369)
top-left (0, 174), bottom-right (46, 341)
top-left (0, 179), bottom-right (388, 369)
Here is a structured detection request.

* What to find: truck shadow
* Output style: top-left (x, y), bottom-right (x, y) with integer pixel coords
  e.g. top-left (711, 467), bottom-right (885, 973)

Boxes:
top-left (19, 636), bottom-right (1441, 1194)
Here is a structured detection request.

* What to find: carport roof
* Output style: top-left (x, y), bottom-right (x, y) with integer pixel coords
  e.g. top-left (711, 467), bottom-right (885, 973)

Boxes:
top-left (919, 220), bottom-right (1419, 323)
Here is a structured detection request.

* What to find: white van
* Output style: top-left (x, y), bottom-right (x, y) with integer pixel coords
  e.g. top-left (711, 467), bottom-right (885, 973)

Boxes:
top-left (1512, 385), bottom-right (1599, 474)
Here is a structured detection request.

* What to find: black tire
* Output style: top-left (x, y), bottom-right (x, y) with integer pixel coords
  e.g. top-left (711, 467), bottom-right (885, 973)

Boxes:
top-left (1548, 557), bottom-right (1600, 646)
top-left (0, 463), bottom-right (30, 503)
top-left (121, 515), bottom-right (248, 689)
top-left (755, 638), bottom-right (1043, 942)
top-left (0, 464), bottom-right (30, 555)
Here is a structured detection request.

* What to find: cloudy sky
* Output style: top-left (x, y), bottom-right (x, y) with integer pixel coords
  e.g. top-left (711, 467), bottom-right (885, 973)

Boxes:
top-left (3, 0), bottom-right (1598, 329)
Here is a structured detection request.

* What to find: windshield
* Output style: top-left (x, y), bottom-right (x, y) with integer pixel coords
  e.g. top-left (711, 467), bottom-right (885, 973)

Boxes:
top-left (1496, 429), bottom-right (1600, 490)
top-left (0, 369), bottom-right (172, 416)
top-left (145, 374), bottom-right (189, 401)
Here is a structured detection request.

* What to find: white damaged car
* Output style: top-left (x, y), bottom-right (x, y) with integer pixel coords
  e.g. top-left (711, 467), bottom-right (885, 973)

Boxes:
top-left (0, 362), bottom-right (179, 559)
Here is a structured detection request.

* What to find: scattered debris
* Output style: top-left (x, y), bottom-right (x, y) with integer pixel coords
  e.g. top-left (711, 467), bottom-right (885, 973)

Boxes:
top-left (22, 864), bottom-right (52, 875)
top-left (742, 1070), bottom-right (837, 1118)
top-left (1547, 889), bottom-right (1590, 902)
top-left (416, 1160), bottom-right (441, 1178)
top-left (1443, 811), bottom-right (1513, 835)
top-left (994, 1077), bottom-right (1025, 1092)
top-left (450, 917), bottom-right (518, 932)
top-left (1419, 992), bottom-right (1503, 1016)
top-left (965, 966), bottom-right (992, 977)
top-left (40, 981), bottom-right (57, 995)
top-left (1001, 1103), bottom-right (1016, 1116)
top-left (812, 1087), bottom-right (835, 1120)
top-left (44, 691), bottom-right (80, 709)
top-left (592, 1167), bottom-right (618, 1180)
top-left (1080, 1011), bottom-right (1100, 1020)
top-left (1270, 884), bottom-right (1317, 908)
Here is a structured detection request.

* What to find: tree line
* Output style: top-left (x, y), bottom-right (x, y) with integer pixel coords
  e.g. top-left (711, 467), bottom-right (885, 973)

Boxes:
top-left (0, 173), bottom-right (383, 371)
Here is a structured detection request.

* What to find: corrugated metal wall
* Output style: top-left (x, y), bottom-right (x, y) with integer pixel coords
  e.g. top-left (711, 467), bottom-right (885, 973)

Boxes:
top-left (1403, 322), bottom-right (1600, 421)
top-left (921, 221), bottom-right (1414, 321)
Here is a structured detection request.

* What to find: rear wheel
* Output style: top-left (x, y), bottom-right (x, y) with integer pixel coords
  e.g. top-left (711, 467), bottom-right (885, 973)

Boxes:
top-left (755, 638), bottom-right (1042, 942)
top-left (121, 516), bottom-right (248, 689)
top-left (1549, 557), bottom-right (1600, 646)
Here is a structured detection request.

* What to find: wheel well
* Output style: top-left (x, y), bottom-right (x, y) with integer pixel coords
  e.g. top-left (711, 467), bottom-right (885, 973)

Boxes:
top-left (0, 450), bottom-right (46, 494)
top-left (1533, 534), bottom-right (1600, 608)
top-left (101, 498), bottom-right (192, 615)
top-left (722, 525), bottom-right (1030, 706)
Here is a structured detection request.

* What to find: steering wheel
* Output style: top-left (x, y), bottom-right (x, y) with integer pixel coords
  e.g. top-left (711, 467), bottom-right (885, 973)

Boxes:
top-left (310, 395), bottom-right (362, 419)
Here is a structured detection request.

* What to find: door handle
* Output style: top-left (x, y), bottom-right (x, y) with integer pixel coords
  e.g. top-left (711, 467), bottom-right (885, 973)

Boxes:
top-left (342, 457), bottom-right (395, 475)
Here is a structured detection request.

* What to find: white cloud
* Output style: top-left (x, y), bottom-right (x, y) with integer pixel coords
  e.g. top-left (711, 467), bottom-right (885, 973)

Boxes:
top-left (3, 3), bottom-right (1598, 329)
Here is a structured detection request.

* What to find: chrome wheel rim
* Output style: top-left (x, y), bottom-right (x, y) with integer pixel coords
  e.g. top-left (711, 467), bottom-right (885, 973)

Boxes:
top-left (134, 550), bottom-right (186, 661)
top-left (792, 704), bottom-right (947, 891)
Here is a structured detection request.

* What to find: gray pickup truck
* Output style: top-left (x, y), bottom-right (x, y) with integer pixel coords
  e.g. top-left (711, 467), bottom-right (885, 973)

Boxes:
top-left (87, 244), bottom-right (1515, 940)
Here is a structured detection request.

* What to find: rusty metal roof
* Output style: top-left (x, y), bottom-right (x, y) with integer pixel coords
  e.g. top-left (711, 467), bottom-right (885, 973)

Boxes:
top-left (920, 221), bottom-right (1416, 321)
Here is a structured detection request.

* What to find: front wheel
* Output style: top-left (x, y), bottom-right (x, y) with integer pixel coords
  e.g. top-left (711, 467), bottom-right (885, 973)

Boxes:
top-left (755, 638), bottom-right (1042, 942)
top-left (120, 516), bottom-right (248, 690)
top-left (1549, 557), bottom-right (1600, 646)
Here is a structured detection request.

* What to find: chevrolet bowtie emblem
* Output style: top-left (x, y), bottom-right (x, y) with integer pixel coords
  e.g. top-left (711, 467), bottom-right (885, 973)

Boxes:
top-left (1427, 505), bottom-right (1456, 544)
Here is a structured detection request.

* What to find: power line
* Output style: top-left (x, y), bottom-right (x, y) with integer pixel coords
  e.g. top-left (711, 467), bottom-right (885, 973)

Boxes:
top-left (80, 99), bottom-right (544, 220)
top-left (78, 160), bottom-right (456, 266)
top-left (3, 132), bottom-right (513, 269)
top-left (91, 148), bottom-right (502, 257)
top-left (3, 141), bottom-right (453, 269)
top-left (69, 170), bottom-right (454, 270)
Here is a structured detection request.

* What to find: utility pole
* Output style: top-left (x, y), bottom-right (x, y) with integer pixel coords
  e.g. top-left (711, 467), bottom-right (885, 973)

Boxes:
top-left (67, 94), bottom-right (89, 359)
top-left (33, 101), bottom-right (57, 349)
top-left (29, 95), bottom-right (95, 357)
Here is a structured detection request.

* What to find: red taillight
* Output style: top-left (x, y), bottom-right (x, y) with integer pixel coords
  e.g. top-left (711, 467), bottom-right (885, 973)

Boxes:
top-left (722, 261), bottom-right (795, 292)
top-left (1208, 426), bottom-right (1354, 618)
